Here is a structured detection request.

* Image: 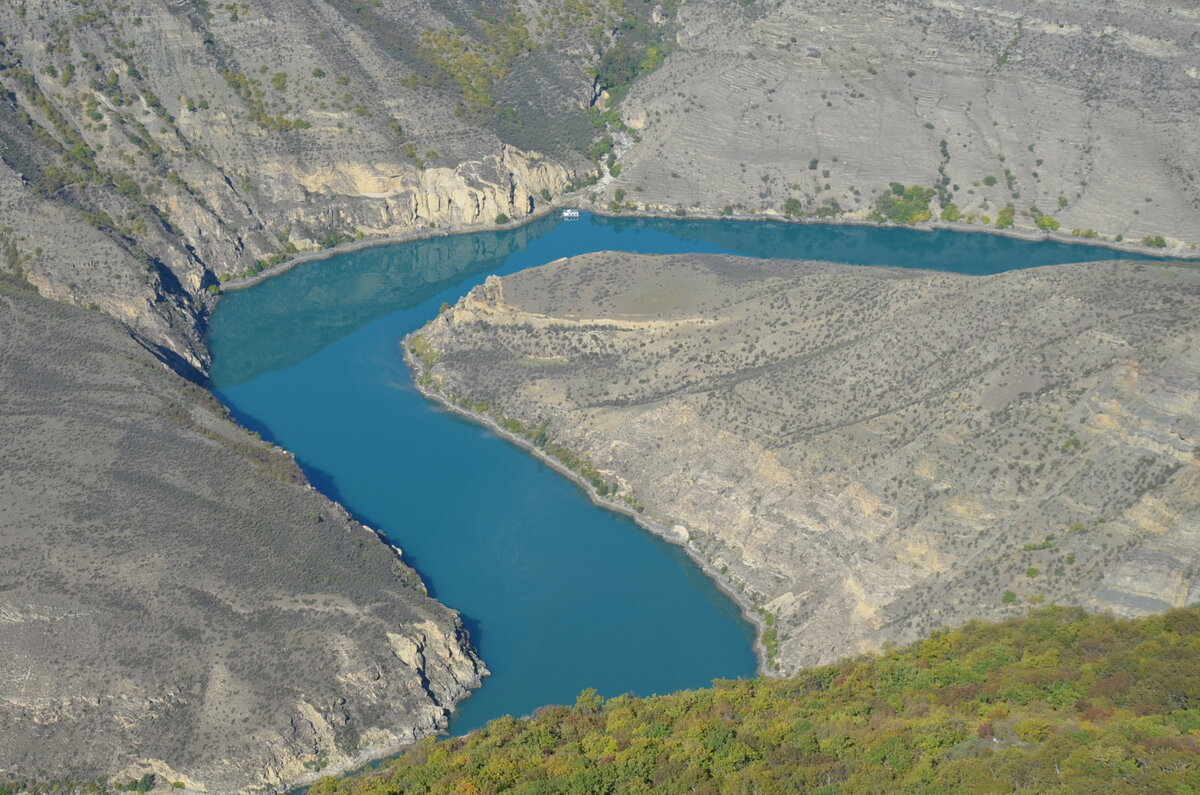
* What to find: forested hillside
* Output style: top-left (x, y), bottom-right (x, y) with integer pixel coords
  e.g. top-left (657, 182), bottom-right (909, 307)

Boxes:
top-left (311, 607), bottom-right (1200, 794)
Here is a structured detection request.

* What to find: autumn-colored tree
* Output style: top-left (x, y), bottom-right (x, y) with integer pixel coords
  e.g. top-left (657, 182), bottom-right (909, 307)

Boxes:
top-left (299, 608), bottom-right (1200, 795)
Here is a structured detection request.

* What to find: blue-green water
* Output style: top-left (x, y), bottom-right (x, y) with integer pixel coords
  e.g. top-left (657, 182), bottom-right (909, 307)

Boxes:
top-left (207, 213), bottom-right (1165, 733)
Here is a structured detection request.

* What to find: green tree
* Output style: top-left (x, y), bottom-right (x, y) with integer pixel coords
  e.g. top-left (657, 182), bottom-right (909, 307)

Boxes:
top-left (575, 687), bottom-right (603, 713)
top-left (305, 607), bottom-right (1200, 795)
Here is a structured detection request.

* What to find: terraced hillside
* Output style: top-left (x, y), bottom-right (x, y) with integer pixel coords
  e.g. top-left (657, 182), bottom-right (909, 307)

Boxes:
top-left (411, 252), bottom-right (1200, 672)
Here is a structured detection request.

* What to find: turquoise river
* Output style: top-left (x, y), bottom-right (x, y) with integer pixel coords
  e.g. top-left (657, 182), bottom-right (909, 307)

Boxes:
top-left (207, 213), bottom-right (1165, 734)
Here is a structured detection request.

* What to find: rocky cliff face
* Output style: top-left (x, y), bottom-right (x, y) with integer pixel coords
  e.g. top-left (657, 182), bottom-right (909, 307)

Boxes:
top-left (274, 144), bottom-right (572, 242)
top-left (0, 0), bottom-right (598, 371)
top-left (413, 253), bottom-right (1200, 672)
top-left (0, 281), bottom-right (486, 793)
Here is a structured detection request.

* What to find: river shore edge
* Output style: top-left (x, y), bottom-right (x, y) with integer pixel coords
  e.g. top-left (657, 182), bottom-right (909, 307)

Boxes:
top-left (218, 202), bottom-right (1198, 293)
top-left (216, 204), bottom-right (1194, 790)
top-left (216, 201), bottom-right (1195, 683)
top-left (400, 345), bottom-right (773, 678)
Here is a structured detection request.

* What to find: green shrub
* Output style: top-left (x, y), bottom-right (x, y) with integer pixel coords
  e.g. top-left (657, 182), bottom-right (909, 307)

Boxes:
top-left (995, 204), bottom-right (1015, 229)
top-left (874, 184), bottom-right (934, 224)
top-left (814, 198), bottom-right (841, 218)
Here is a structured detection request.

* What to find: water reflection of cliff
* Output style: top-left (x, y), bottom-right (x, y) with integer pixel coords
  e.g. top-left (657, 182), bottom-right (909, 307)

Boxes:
top-left (595, 215), bottom-right (1163, 275)
top-left (209, 217), bottom-right (558, 387)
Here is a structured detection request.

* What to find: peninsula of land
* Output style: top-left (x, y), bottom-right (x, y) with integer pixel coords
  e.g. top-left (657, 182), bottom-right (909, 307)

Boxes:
top-left (410, 252), bottom-right (1200, 672)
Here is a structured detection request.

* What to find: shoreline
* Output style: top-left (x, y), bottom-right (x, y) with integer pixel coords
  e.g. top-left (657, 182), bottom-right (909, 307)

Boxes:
top-left (588, 205), bottom-right (1200, 259)
top-left (401, 345), bottom-right (773, 678)
top-left (218, 202), bottom-right (1191, 790)
top-left (217, 203), bottom-right (1198, 294)
top-left (219, 202), bottom-right (566, 291)
top-left (213, 196), bottom-right (1198, 721)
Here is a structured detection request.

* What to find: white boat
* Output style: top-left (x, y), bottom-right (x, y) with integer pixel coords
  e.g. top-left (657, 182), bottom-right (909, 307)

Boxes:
top-left (561, 208), bottom-right (581, 219)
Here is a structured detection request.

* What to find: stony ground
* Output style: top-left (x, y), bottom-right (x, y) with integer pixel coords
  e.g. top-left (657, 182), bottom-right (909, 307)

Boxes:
top-left (414, 252), bottom-right (1200, 672)
top-left (607, 0), bottom-right (1200, 251)
top-left (0, 279), bottom-right (485, 793)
